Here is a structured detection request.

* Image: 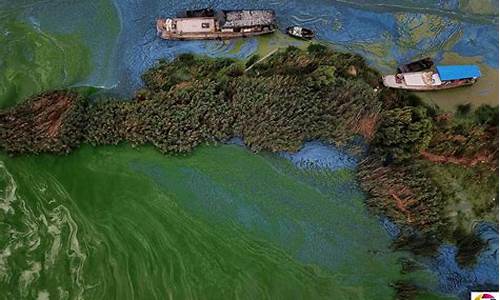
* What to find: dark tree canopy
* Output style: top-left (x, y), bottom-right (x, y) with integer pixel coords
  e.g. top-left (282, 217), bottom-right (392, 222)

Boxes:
top-left (374, 106), bottom-right (433, 160)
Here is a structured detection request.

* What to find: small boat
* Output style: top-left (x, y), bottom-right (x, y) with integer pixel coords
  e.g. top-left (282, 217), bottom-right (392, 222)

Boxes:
top-left (397, 57), bottom-right (434, 74)
top-left (157, 9), bottom-right (277, 40)
top-left (382, 65), bottom-right (481, 91)
top-left (286, 26), bottom-right (315, 39)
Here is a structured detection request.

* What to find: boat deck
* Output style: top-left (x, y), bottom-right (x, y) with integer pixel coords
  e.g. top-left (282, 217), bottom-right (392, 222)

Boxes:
top-left (382, 72), bottom-right (475, 91)
top-left (157, 23), bottom-right (275, 40)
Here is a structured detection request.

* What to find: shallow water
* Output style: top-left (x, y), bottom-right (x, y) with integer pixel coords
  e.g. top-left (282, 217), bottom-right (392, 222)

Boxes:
top-left (111, 0), bottom-right (498, 99)
top-left (0, 0), bottom-right (498, 299)
top-left (0, 0), bottom-right (120, 108)
top-left (425, 223), bottom-right (499, 298)
top-left (0, 0), bottom-right (497, 107)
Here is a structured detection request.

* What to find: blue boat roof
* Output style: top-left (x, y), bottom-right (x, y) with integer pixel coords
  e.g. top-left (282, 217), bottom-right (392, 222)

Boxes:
top-left (436, 65), bottom-right (481, 81)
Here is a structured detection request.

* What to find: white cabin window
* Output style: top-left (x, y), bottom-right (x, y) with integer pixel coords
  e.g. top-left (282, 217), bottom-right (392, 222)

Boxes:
top-left (201, 22), bottom-right (210, 28)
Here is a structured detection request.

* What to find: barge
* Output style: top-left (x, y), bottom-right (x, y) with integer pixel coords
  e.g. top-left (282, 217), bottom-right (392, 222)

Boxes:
top-left (157, 9), bottom-right (277, 40)
top-left (382, 65), bottom-right (481, 91)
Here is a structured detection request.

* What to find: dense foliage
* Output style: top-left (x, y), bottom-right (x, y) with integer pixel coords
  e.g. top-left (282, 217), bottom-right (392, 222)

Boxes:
top-left (358, 157), bottom-right (445, 234)
top-left (359, 103), bottom-right (498, 266)
top-left (373, 106), bottom-right (433, 161)
top-left (84, 46), bottom-right (382, 154)
top-left (0, 91), bottom-right (85, 154)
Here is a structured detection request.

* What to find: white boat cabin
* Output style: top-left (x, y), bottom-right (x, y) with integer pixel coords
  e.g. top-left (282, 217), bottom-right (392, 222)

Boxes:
top-left (169, 17), bottom-right (216, 33)
top-left (157, 10), bottom-right (276, 37)
top-left (383, 71), bottom-right (442, 90)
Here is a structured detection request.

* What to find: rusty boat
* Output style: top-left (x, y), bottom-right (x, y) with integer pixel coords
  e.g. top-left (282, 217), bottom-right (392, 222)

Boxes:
top-left (156, 9), bottom-right (277, 40)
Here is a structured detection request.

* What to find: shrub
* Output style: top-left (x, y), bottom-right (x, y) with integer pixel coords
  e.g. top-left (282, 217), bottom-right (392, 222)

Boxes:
top-left (453, 227), bottom-right (486, 267)
top-left (373, 106), bottom-right (433, 160)
top-left (474, 104), bottom-right (498, 126)
top-left (307, 43), bottom-right (328, 56)
top-left (456, 103), bottom-right (472, 117)
top-left (245, 54), bottom-right (260, 68)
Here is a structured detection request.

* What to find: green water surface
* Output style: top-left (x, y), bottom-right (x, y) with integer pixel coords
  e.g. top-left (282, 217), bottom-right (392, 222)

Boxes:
top-left (0, 144), bottom-right (439, 299)
top-left (0, 0), bottom-right (119, 108)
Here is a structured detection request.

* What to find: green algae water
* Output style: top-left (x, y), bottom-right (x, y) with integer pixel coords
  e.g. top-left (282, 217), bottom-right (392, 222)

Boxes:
top-left (0, 0), bottom-right (120, 108)
top-left (0, 144), bottom-right (433, 299)
top-left (0, 0), bottom-right (497, 299)
top-left (0, 20), bottom-right (91, 108)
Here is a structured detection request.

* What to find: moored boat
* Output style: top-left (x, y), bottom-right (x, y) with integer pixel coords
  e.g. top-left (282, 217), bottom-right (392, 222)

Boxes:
top-left (157, 9), bottom-right (277, 40)
top-left (382, 65), bottom-right (481, 91)
top-left (286, 26), bottom-right (315, 39)
top-left (397, 57), bottom-right (434, 73)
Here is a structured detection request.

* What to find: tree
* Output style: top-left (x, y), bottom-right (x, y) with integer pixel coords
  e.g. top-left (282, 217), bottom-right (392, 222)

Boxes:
top-left (373, 106), bottom-right (433, 160)
top-left (474, 104), bottom-right (498, 126)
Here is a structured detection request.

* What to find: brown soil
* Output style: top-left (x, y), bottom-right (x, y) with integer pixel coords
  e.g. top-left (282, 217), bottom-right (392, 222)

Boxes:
top-left (356, 112), bottom-right (379, 141)
top-left (31, 92), bottom-right (73, 138)
top-left (420, 150), bottom-right (495, 169)
top-left (0, 91), bottom-right (80, 153)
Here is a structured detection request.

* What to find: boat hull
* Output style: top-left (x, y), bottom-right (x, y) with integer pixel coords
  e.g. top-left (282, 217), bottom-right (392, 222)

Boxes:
top-left (382, 75), bottom-right (476, 91)
top-left (156, 18), bottom-right (275, 40)
top-left (158, 29), bottom-right (275, 40)
top-left (286, 26), bottom-right (314, 39)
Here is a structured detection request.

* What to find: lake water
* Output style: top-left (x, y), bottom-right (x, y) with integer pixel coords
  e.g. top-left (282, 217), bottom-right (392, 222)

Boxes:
top-left (0, 0), bottom-right (498, 299)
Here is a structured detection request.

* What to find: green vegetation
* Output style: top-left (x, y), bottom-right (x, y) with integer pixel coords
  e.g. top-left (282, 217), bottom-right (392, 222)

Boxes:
top-left (244, 54), bottom-right (260, 68)
top-left (1, 45), bottom-right (382, 154)
top-left (358, 157), bottom-right (446, 235)
top-left (360, 100), bottom-right (498, 265)
top-left (99, 45), bottom-right (381, 153)
top-left (474, 104), bottom-right (499, 126)
top-left (0, 44), bottom-right (497, 270)
top-left (423, 162), bottom-right (498, 227)
top-left (0, 91), bottom-right (86, 154)
top-left (373, 106), bottom-right (433, 161)
top-left (453, 227), bottom-right (488, 267)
